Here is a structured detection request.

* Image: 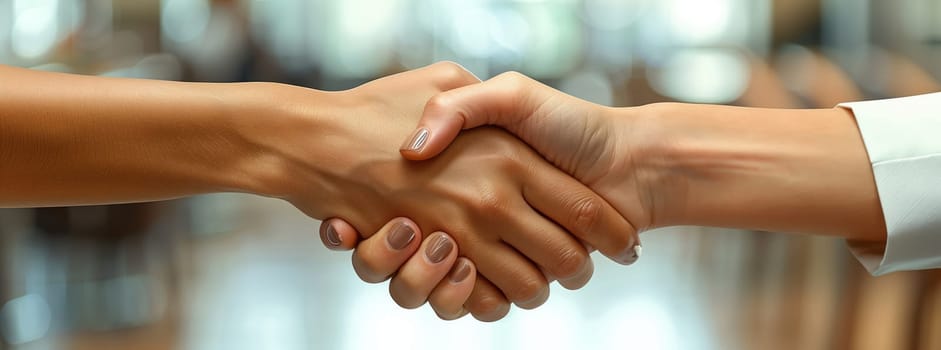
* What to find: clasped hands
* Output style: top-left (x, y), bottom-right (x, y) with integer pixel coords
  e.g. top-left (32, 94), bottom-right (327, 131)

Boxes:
top-left (0, 60), bottom-right (886, 303)
top-left (302, 62), bottom-right (657, 321)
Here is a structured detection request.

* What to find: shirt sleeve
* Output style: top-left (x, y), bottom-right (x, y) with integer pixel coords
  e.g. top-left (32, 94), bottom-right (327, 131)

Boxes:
top-left (838, 92), bottom-right (941, 275)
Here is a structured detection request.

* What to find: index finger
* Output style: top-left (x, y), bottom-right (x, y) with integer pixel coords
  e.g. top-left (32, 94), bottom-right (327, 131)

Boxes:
top-left (522, 163), bottom-right (642, 265)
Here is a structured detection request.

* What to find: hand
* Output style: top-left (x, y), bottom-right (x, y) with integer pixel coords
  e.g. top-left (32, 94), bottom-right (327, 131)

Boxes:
top-left (399, 72), bottom-right (650, 262)
top-left (319, 217), bottom-right (478, 320)
top-left (397, 71), bottom-right (885, 243)
top-left (258, 63), bottom-right (638, 320)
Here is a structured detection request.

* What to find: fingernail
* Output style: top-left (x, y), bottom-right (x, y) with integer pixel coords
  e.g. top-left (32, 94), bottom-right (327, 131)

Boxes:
top-left (386, 222), bottom-right (415, 250)
top-left (614, 243), bottom-right (642, 265)
top-left (425, 233), bottom-right (454, 264)
top-left (401, 128), bottom-right (430, 152)
top-left (322, 223), bottom-right (341, 247)
top-left (449, 259), bottom-right (472, 283)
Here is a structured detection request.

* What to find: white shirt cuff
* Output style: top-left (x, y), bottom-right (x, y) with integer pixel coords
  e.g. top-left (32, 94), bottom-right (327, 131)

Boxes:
top-left (839, 92), bottom-right (941, 275)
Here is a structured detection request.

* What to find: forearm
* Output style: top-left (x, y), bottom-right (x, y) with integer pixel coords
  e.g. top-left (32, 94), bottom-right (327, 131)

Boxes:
top-left (625, 103), bottom-right (886, 242)
top-left (0, 65), bottom-right (329, 207)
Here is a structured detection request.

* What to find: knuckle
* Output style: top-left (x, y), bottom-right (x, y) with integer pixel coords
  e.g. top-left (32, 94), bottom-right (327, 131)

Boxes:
top-left (429, 300), bottom-right (463, 320)
top-left (495, 150), bottom-right (524, 170)
top-left (424, 93), bottom-right (453, 113)
top-left (506, 275), bottom-right (546, 304)
top-left (478, 143), bottom-right (525, 171)
top-left (467, 293), bottom-right (500, 312)
top-left (467, 295), bottom-right (509, 321)
top-left (461, 183), bottom-right (512, 218)
top-left (493, 71), bottom-right (530, 96)
top-left (612, 230), bottom-right (634, 256)
top-left (558, 261), bottom-right (593, 291)
top-left (433, 60), bottom-right (462, 72)
top-left (435, 310), bottom-right (464, 321)
top-left (551, 247), bottom-right (588, 279)
top-left (433, 61), bottom-right (471, 83)
top-left (570, 195), bottom-right (602, 235)
top-left (495, 71), bottom-right (527, 85)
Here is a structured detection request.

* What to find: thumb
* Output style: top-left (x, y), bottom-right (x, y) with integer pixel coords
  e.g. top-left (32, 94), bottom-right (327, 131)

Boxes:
top-left (400, 72), bottom-right (541, 160)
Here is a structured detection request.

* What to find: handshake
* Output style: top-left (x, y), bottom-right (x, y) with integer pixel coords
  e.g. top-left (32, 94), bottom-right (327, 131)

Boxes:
top-left (301, 62), bottom-right (884, 321)
top-left (313, 62), bottom-right (648, 321)
top-left (0, 61), bottom-right (885, 323)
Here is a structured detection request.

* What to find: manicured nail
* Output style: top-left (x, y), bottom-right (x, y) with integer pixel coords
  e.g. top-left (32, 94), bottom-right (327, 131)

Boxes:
top-left (614, 243), bottom-right (642, 265)
top-left (321, 223), bottom-right (341, 247)
top-left (449, 259), bottom-right (472, 283)
top-left (425, 233), bottom-right (453, 263)
top-left (401, 128), bottom-right (430, 152)
top-left (386, 222), bottom-right (415, 250)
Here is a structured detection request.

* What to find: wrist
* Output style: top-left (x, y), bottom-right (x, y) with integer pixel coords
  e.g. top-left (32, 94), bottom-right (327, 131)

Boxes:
top-left (631, 103), bottom-right (885, 240)
top-left (590, 105), bottom-right (665, 231)
top-left (218, 82), bottom-right (347, 208)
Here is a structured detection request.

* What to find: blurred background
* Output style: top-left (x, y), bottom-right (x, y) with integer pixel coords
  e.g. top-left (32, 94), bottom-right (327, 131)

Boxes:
top-left (1, 0), bottom-right (940, 349)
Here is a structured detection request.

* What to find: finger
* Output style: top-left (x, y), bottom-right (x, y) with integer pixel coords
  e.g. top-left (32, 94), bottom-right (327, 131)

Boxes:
top-left (556, 239), bottom-right (596, 290)
top-left (319, 218), bottom-right (360, 251)
top-left (555, 257), bottom-right (594, 291)
top-left (351, 217), bottom-right (422, 283)
top-left (522, 162), bottom-right (642, 266)
top-left (388, 232), bottom-right (459, 309)
top-left (428, 257), bottom-right (477, 320)
top-left (461, 238), bottom-right (549, 310)
top-left (423, 61), bottom-right (482, 90)
top-left (465, 276), bottom-right (511, 322)
top-left (498, 205), bottom-right (594, 290)
top-left (400, 71), bottom-right (543, 160)
top-left (535, 245), bottom-right (594, 291)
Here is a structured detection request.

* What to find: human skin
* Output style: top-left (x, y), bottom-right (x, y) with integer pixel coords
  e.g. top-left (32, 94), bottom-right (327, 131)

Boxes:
top-left (328, 71), bottom-right (888, 318)
top-left (401, 72), bottom-right (886, 242)
top-left (0, 63), bottom-right (638, 321)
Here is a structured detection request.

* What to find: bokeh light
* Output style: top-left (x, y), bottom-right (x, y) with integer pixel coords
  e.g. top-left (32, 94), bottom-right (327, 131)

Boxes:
top-left (1, 1), bottom-right (939, 349)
